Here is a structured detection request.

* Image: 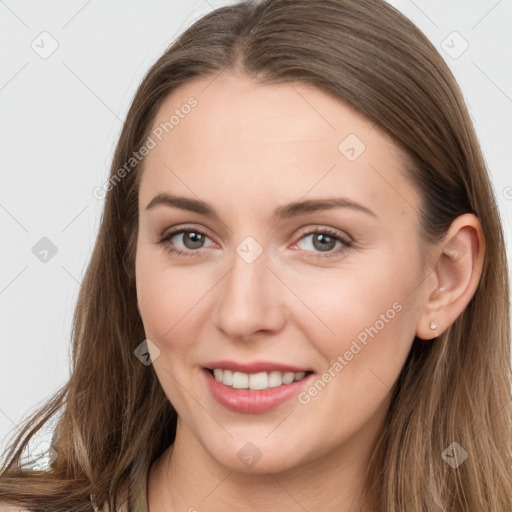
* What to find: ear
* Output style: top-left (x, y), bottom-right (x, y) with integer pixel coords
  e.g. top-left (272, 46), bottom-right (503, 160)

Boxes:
top-left (415, 213), bottom-right (486, 340)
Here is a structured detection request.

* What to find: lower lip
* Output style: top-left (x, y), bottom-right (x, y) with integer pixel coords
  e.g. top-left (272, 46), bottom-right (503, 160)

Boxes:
top-left (203, 368), bottom-right (314, 414)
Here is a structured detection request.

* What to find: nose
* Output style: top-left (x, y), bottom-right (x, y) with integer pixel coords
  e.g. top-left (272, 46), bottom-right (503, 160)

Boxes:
top-left (212, 247), bottom-right (286, 341)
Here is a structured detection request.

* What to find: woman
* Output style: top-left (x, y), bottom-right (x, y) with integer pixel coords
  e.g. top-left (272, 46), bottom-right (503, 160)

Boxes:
top-left (1, 0), bottom-right (511, 510)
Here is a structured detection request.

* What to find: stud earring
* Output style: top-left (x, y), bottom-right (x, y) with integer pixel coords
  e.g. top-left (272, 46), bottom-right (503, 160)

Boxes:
top-left (435, 287), bottom-right (446, 295)
top-left (430, 321), bottom-right (437, 330)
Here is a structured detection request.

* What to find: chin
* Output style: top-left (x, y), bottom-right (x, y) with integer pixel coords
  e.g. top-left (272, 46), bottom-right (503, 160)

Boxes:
top-left (202, 435), bottom-right (311, 475)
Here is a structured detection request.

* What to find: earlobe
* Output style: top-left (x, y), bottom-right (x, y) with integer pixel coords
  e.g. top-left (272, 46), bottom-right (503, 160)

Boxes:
top-left (415, 213), bottom-right (486, 341)
top-left (416, 288), bottom-right (444, 340)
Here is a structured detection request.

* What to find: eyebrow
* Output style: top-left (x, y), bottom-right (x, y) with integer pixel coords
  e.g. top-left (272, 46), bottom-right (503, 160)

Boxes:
top-left (145, 193), bottom-right (377, 220)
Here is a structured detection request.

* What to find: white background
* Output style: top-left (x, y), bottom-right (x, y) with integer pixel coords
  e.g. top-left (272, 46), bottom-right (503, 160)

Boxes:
top-left (1, 0), bottom-right (511, 454)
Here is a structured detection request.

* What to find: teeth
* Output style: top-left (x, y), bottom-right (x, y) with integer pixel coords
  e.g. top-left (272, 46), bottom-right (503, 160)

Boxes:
top-left (232, 371), bottom-right (249, 389)
top-left (211, 369), bottom-right (308, 390)
top-left (282, 372), bottom-right (295, 385)
top-left (268, 371), bottom-right (283, 388)
top-left (223, 369), bottom-right (233, 386)
top-left (249, 372), bottom-right (268, 390)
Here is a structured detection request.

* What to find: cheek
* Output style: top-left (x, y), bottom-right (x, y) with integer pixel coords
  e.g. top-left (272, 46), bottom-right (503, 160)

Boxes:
top-left (135, 247), bottom-right (213, 354)
top-left (290, 267), bottom-right (417, 441)
top-left (286, 256), bottom-right (418, 398)
top-left (135, 250), bottom-right (207, 409)
top-left (286, 259), bottom-right (408, 342)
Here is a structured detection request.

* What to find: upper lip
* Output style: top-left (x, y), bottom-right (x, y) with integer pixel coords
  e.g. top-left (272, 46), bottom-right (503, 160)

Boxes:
top-left (204, 360), bottom-right (312, 374)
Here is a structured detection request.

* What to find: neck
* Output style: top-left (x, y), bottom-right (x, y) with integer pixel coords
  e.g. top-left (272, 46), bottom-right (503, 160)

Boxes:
top-left (147, 417), bottom-right (383, 512)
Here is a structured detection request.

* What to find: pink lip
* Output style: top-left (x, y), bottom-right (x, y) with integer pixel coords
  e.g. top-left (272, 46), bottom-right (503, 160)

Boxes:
top-left (204, 360), bottom-right (311, 373)
top-left (202, 368), bottom-right (314, 414)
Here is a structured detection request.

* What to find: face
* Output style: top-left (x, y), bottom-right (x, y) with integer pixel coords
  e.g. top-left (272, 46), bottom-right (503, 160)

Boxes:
top-left (135, 73), bottom-right (429, 474)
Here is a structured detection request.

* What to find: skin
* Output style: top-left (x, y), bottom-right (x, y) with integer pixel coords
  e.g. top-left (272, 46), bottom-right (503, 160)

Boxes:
top-left (135, 72), bottom-right (485, 511)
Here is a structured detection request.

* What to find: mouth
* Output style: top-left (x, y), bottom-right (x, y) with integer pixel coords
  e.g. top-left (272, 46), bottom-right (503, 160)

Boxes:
top-left (202, 366), bottom-right (315, 414)
top-left (205, 367), bottom-right (314, 390)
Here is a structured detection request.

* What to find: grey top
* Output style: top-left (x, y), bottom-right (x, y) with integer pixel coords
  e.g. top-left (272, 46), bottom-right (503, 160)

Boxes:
top-left (132, 469), bottom-right (149, 512)
top-left (90, 469), bottom-right (149, 511)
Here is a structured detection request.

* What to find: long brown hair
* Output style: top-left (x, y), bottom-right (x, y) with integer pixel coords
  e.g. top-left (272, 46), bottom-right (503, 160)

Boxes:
top-left (1, 0), bottom-right (511, 510)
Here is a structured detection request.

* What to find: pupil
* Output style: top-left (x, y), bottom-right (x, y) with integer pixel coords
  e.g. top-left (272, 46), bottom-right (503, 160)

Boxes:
top-left (314, 233), bottom-right (335, 252)
top-left (185, 231), bottom-right (204, 249)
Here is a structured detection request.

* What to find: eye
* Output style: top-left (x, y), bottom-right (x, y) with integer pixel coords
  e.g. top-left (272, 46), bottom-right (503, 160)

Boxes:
top-left (157, 225), bottom-right (352, 259)
top-left (293, 227), bottom-right (352, 258)
top-left (158, 226), bottom-right (215, 257)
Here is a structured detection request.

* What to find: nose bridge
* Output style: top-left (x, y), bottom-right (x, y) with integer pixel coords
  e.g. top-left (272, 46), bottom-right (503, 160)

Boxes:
top-left (213, 239), bottom-right (284, 338)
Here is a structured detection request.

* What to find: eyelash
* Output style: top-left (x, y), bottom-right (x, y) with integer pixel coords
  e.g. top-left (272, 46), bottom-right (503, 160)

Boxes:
top-left (157, 225), bottom-right (353, 259)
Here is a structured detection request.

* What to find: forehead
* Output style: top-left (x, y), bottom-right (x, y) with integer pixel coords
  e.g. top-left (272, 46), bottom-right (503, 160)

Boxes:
top-left (139, 73), bottom-right (419, 223)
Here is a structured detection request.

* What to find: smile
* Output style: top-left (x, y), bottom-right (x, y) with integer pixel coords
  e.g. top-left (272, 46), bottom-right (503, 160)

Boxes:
top-left (211, 368), bottom-right (308, 390)
top-left (202, 363), bottom-right (315, 414)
